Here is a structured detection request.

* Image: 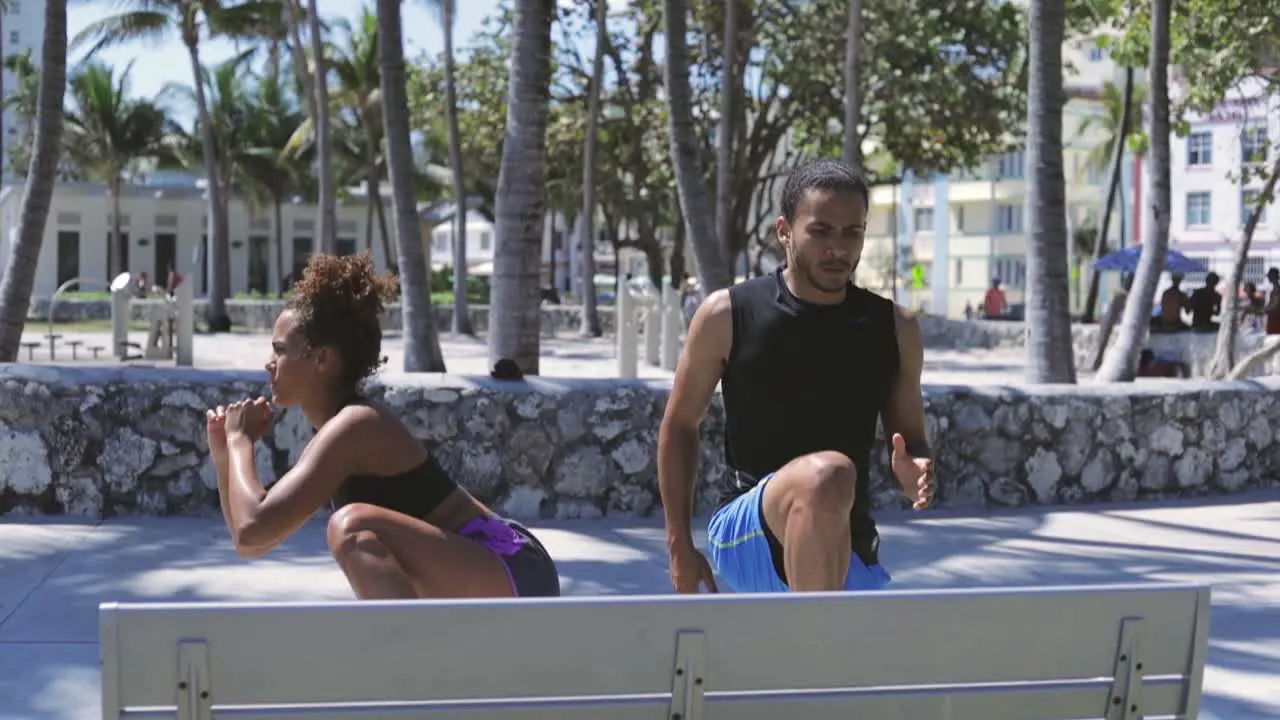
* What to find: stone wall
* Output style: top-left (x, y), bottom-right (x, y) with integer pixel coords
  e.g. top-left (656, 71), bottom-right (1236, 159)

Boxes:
top-left (1, 365), bottom-right (1276, 519)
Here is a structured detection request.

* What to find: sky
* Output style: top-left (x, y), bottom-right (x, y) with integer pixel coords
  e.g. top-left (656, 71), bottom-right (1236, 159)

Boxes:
top-left (67, 0), bottom-right (505, 120)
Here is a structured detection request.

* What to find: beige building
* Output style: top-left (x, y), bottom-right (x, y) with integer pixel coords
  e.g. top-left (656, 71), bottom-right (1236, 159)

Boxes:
top-left (0, 179), bottom-right (395, 300)
top-left (857, 28), bottom-right (1129, 318)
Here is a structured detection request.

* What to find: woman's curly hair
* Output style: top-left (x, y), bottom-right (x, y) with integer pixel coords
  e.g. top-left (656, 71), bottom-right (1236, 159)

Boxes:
top-left (289, 251), bottom-right (398, 388)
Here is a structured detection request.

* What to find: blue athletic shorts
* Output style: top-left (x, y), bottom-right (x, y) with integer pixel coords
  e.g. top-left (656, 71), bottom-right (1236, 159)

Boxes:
top-left (707, 473), bottom-right (892, 593)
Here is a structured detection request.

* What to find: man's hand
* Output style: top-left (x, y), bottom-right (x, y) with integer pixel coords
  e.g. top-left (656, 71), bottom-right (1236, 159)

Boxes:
top-left (668, 541), bottom-right (719, 594)
top-left (224, 397), bottom-right (273, 444)
top-left (891, 433), bottom-right (935, 510)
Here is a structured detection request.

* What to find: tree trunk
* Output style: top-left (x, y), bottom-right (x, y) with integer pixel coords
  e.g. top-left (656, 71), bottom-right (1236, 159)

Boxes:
top-left (283, 0), bottom-right (320, 124)
top-left (273, 197), bottom-right (285, 298)
top-left (377, 0), bottom-right (446, 372)
top-left (363, 186), bottom-right (375, 251)
top-left (1023, 0), bottom-right (1076, 384)
top-left (443, 0), bottom-right (473, 336)
top-left (578, 0), bottom-right (606, 338)
top-left (1207, 152), bottom-right (1280, 378)
top-left (841, 0), bottom-right (863, 169)
top-left (1081, 65), bottom-right (1135, 324)
top-left (1226, 336), bottom-right (1280, 381)
top-left (0, 0), bottom-right (66, 362)
top-left (663, 0), bottom-right (732, 294)
top-left (1095, 0), bottom-right (1171, 382)
top-left (110, 177), bottom-right (123, 277)
top-left (488, 0), bottom-right (554, 375)
top-left (185, 37), bottom-right (231, 331)
top-left (307, 0), bottom-right (337, 255)
top-left (715, 0), bottom-right (738, 260)
top-left (372, 190), bottom-right (394, 271)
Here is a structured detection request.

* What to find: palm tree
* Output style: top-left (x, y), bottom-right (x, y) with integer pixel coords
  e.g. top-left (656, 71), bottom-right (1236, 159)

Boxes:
top-left (418, 0), bottom-right (475, 336)
top-left (488, 0), bottom-right (555, 375)
top-left (1077, 73), bottom-right (1145, 323)
top-left (663, 0), bottom-right (732, 294)
top-left (1207, 153), bottom-right (1280, 378)
top-left (1023, 0), bottom-right (1076, 384)
top-left (0, 0), bottom-right (66, 362)
top-left (377, 0), bottom-right (447, 372)
top-left (1095, 0), bottom-right (1172, 382)
top-left (315, 10), bottom-right (395, 265)
top-left (307, 0), bottom-right (337, 255)
top-left (238, 65), bottom-right (309, 297)
top-left (842, 0), bottom-right (864, 169)
top-left (62, 61), bottom-right (173, 278)
top-left (72, 0), bottom-right (269, 332)
top-left (1, 51), bottom-right (40, 176)
top-left (715, 0), bottom-right (738, 273)
top-left (577, 0), bottom-right (606, 338)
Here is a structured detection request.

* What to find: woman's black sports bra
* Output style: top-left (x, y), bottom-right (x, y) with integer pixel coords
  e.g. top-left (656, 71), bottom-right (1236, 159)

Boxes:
top-left (326, 395), bottom-right (460, 520)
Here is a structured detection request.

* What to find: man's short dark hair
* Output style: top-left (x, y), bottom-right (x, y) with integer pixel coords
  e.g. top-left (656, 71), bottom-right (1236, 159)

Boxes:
top-left (779, 159), bottom-right (871, 222)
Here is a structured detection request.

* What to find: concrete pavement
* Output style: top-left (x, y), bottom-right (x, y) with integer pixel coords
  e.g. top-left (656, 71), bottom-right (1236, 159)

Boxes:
top-left (3, 491), bottom-right (1278, 718)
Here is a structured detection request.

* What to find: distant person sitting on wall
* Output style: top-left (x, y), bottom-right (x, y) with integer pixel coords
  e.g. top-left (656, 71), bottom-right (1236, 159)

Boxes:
top-left (205, 251), bottom-right (560, 600)
top-left (1188, 272), bottom-right (1222, 332)
top-left (1158, 273), bottom-right (1189, 332)
top-left (1137, 349), bottom-right (1189, 378)
top-left (166, 267), bottom-right (184, 297)
top-left (1265, 268), bottom-right (1280, 335)
top-left (983, 277), bottom-right (1006, 319)
top-left (134, 271), bottom-right (150, 298)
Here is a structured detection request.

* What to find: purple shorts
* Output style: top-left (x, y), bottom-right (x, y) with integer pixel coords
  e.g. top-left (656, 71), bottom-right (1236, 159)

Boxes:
top-left (457, 515), bottom-right (560, 597)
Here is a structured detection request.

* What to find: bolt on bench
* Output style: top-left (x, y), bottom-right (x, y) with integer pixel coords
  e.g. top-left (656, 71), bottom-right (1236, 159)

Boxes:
top-left (99, 582), bottom-right (1210, 720)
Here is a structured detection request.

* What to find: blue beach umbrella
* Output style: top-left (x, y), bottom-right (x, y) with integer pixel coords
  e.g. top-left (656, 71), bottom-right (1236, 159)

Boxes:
top-left (1093, 245), bottom-right (1208, 274)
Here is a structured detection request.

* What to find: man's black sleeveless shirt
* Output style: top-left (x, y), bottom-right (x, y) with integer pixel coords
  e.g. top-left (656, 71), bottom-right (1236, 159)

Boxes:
top-left (717, 268), bottom-right (900, 564)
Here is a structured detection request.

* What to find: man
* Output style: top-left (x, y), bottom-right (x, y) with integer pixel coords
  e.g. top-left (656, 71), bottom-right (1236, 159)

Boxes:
top-left (983, 277), bottom-right (1007, 319)
top-left (1158, 273), bottom-right (1189, 332)
top-left (1265, 267), bottom-right (1280, 336)
top-left (1187, 272), bottom-right (1221, 332)
top-left (657, 159), bottom-right (936, 594)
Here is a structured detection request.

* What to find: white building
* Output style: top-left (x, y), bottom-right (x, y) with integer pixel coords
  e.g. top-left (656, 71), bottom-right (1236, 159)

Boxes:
top-left (1, 0), bottom-right (44, 178)
top-left (0, 179), bottom-right (392, 299)
top-left (1168, 76), bottom-right (1280, 286)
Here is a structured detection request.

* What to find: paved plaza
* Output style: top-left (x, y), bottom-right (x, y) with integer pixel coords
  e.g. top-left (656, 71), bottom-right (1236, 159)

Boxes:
top-left (4, 324), bottom-right (1274, 718)
top-left (18, 325), bottom-right (1052, 385)
top-left (1, 491), bottom-right (1278, 719)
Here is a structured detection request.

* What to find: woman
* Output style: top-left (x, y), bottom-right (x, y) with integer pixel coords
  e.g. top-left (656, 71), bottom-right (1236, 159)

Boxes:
top-left (206, 252), bottom-right (560, 599)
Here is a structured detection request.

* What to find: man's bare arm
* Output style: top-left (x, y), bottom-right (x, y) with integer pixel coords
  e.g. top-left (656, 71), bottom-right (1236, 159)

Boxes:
top-left (658, 290), bottom-right (732, 548)
top-left (882, 306), bottom-right (931, 461)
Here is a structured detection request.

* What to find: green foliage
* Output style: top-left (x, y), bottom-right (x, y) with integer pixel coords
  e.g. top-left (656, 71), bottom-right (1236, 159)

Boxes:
top-left (776, 0), bottom-right (1027, 178)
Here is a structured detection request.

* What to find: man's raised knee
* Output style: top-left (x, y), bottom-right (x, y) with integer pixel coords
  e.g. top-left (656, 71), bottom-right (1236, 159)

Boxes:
top-left (798, 451), bottom-right (857, 511)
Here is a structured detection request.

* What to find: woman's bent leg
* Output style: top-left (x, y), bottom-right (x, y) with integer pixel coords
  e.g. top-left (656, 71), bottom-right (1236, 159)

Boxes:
top-left (327, 503), bottom-right (515, 599)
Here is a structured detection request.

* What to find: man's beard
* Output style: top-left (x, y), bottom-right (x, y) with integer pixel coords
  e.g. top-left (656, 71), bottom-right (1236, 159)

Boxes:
top-left (800, 256), bottom-right (856, 293)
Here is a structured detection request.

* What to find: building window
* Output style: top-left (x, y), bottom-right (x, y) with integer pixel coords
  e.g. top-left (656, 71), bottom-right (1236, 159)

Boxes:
top-left (1088, 45), bottom-right (1104, 62)
top-left (7, 2), bottom-right (19, 14)
top-left (433, 231), bottom-right (448, 253)
top-left (8, 31), bottom-right (17, 44)
top-left (953, 258), bottom-right (964, 286)
top-left (997, 151), bottom-right (1024, 179)
top-left (996, 204), bottom-right (1023, 233)
top-left (1186, 132), bottom-right (1212, 166)
top-left (1243, 189), bottom-right (1269, 226)
top-left (479, 231), bottom-right (492, 251)
top-left (1244, 256), bottom-right (1266, 282)
top-left (913, 208), bottom-right (934, 233)
top-left (1242, 126), bottom-right (1268, 164)
top-left (1186, 192), bottom-right (1212, 227)
top-left (993, 256), bottom-right (1027, 289)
